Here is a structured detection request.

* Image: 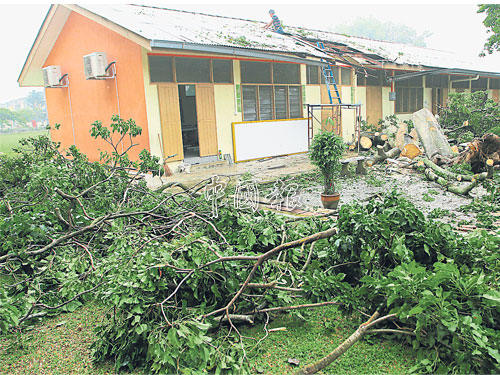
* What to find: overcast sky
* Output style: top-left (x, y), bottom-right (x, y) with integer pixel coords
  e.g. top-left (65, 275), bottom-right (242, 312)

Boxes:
top-left (1, 2), bottom-right (499, 104)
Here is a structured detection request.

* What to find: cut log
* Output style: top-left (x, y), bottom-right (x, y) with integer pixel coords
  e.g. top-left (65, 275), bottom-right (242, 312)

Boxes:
top-left (394, 121), bottom-right (408, 149)
top-left (365, 146), bottom-right (401, 167)
top-left (400, 144), bottom-right (422, 160)
top-left (412, 108), bottom-right (454, 159)
top-left (424, 169), bottom-right (478, 196)
top-left (359, 136), bottom-right (373, 151)
top-left (418, 157), bottom-right (492, 182)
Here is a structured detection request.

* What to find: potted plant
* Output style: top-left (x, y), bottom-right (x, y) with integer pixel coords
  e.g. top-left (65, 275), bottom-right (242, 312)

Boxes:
top-left (309, 131), bottom-right (346, 209)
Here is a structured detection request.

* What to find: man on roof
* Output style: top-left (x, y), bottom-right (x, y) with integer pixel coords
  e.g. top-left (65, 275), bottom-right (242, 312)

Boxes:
top-left (263, 9), bottom-right (284, 34)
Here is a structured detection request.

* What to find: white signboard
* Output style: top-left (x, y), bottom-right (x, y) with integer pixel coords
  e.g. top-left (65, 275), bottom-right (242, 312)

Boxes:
top-left (232, 118), bottom-right (309, 162)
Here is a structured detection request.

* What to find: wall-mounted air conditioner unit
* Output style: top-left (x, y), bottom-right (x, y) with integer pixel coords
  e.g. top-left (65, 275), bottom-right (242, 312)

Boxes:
top-left (42, 66), bottom-right (63, 87)
top-left (84, 52), bottom-right (109, 79)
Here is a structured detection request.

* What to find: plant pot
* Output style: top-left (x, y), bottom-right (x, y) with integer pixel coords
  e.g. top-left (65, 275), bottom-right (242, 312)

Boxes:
top-left (320, 192), bottom-right (340, 210)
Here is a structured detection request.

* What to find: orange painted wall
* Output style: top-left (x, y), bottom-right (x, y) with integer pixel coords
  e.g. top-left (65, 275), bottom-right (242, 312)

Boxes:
top-left (44, 11), bottom-right (150, 161)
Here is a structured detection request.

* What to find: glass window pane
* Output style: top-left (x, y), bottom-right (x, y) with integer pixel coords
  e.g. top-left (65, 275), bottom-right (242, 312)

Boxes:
top-left (175, 57), bottom-right (210, 83)
top-left (273, 63), bottom-right (300, 84)
top-left (417, 88), bottom-right (423, 110)
top-left (341, 68), bottom-right (351, 86)
top-left (471, 77), bottom-right (488, 89)
top-left (289, 86), bottom-right (301, 118)
top-left (242, 86), bottom-right (257, 121)
top-left (356, 73), bottom-right (366, 86)
top-left (402, 88), bottom-right (409, 113)
top-left (274, 86), bottom-right (288, 119)
top-left (395, 88), bottom-right (401, 113)
top-left (259, 86), bottom-right (273, 120)
top-left (321, 66), bottom-right (339, 84)
top-left (241, 61), bottom-right (271, 83)
top-left (149, 55), bottom-right (173, 82)
top-left (409, 88), bottom-right (417, 112)
top-left (213, 59), bottom-right (232, 83)
top-left (490, 78), bottom-right (500, 89)
top-left (307, 66), bottom-right (319, 84)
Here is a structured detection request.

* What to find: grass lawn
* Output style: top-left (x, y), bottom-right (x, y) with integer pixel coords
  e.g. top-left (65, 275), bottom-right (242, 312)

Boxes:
top-left (0, 302), bottom-right (415, 375)
top-left (0, 130), bottom-right (49, 157)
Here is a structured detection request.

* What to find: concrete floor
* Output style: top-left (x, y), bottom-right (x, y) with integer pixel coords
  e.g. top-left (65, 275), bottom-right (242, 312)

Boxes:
top-left (145, 153), bottom-right (316, 189)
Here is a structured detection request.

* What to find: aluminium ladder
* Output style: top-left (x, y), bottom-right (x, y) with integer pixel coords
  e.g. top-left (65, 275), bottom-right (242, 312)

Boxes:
top-left (316, 42), bottom-right (342, 104)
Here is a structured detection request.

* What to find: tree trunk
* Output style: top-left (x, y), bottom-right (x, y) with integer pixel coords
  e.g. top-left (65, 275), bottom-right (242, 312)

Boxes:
top-left (412, 108), bottom-right (454, 159)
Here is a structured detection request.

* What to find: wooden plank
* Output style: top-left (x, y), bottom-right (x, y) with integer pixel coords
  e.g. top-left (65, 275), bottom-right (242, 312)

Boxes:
top-left (493, 89), bottom-right (499, 103)
top-left (366, 86), bottom-right (382, 128)
top-left (158, 84), bottom-right (183, 161)
top-left (196, 83), bottom-right (218, 156)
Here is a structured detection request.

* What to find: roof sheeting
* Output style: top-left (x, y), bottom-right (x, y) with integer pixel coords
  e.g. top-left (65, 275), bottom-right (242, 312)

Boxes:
top-left (288, 27), bottom-right (500, 73)
top-left (78, 4), bottom-right (329, 59)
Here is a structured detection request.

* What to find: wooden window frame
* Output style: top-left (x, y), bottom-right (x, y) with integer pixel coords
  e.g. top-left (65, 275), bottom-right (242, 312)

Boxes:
top-left (149, 56), bottom-right (234, 85)
top-left (241, 84), bottom-right (302, 121)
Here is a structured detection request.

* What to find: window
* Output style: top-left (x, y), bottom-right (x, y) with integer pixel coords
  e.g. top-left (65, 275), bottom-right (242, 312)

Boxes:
top-left (451, 76), bottom-right (470, 89)
top-left (259, 86), bottom-right (273, 120)
top-left (242, 86), bottom-right (258, 121)
top-left (274, 86), bottom-right (288, 119)
top-left (148, 55), bottom-right (234, 84)
top-left (273, 63), bottom-right (300, 84)
top-left (395, 87), bottom-right (423, 113)
top-left (175, 57), bottom-right (210, 83)
top-left (241, 61), bottom-right (271, 83)
top-left (471, 78), bottom-right (488, 90)
top-left (321, 66), bottom-right (339, 84)
top-left (356, 73), bottom-right (366, 86)
top-left (307, 66), bottom-right (319, 84)
top-left (426, 74), bottom-right (448, 88)
top-left (149, 55), bottom-right (173, 82)
top-left (213, 60), bottom-right (233, 83)
top-left (341, 68), bottom-right (352, 86)
top-left (289, 86), bottom-right (301, 118)
top-left (242, 85), bottom-right (302, 121)
top-left (490, 78), bottom-right (500, 90)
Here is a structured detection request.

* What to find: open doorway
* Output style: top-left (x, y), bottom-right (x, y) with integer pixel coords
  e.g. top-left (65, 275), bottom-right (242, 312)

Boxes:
top-left (178, 85), bottom-right (200, 159)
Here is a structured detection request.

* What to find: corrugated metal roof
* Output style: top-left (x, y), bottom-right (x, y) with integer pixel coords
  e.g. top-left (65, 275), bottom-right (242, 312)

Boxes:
top-left (79, 4), bottom-right (329, 59)
top-left (79, 4), bottom-right (500, 74)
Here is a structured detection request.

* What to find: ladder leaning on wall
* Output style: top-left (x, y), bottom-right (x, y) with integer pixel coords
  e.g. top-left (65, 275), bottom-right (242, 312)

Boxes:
top-left (316, 42), bottom-right (342, 105)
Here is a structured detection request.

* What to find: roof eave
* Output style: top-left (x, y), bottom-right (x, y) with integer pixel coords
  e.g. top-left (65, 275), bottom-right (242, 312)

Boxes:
top-left (150, 39), bottom-right (328, 66)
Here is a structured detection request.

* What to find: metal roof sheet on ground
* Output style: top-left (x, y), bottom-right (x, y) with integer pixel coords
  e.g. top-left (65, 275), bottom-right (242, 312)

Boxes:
top-left (288, 26), bottom-right (500, 74)
top-left (79, 4), bottom-right (329, 59)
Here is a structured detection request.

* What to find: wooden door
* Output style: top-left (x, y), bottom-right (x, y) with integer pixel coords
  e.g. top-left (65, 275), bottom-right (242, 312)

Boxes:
top-left (158, 85), bottom-right (183, 161)
top-left (195, 84), bottom-right (218, 156)
top-left (366, 86), bottom-right (382, 128)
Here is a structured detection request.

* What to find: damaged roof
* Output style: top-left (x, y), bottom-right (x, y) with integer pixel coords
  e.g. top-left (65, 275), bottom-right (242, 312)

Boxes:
top-left (290, 26), bottom-right (500, 74)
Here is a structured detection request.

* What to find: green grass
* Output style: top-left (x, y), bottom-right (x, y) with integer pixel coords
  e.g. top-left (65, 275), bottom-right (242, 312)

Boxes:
top-left (242, 305), bottom-right (415, 374)
top-left (0, 303), bottom-right (114, 375)
top-left (0, 130), bottom-right (49, 157)
top-left (1, 302), bottom-right (415, 374)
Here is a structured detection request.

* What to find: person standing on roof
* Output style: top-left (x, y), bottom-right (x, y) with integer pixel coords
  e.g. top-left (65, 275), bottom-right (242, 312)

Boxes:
top-left (263, 9), bottom-right (284, 34)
